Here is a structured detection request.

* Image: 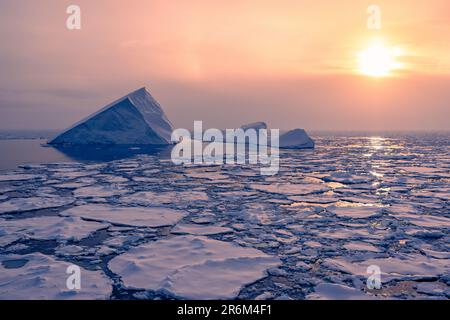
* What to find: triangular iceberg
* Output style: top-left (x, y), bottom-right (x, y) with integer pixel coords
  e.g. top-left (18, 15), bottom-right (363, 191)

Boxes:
top-left (49, 87), bottom-right (174, 145)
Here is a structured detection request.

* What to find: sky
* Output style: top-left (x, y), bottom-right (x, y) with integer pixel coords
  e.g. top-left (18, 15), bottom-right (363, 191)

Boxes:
top-left (0, 0), bottom-right (449, 131)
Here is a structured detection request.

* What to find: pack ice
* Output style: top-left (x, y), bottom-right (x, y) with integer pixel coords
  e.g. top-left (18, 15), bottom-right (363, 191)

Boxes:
top-left (49, 87), bottom-right (174, 145)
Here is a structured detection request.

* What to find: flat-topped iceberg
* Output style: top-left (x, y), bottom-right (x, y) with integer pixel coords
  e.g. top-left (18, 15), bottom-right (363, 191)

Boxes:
top-left (240, 122), bottom-right (268, 131)
top-left (49, 87), bottom-right (174, 145)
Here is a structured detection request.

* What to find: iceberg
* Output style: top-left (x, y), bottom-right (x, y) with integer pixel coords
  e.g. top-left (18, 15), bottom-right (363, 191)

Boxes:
top-left (49, 87), bottom-right (174, 145)
top-left (279, 128), bottom-right (315, 149)
top-left (240, 121), bottom-right (268, 131)
top-left (239, 123), bottom-right (315, 149)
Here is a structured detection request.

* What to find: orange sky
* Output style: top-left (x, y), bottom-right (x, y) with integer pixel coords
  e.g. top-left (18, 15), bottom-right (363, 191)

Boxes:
top-left (0, 0), bottom-right (449, 130)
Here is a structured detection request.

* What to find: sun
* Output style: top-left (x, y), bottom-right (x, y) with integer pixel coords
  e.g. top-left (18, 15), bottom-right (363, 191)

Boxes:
top-left (357, 40), bottom-right (402, 77)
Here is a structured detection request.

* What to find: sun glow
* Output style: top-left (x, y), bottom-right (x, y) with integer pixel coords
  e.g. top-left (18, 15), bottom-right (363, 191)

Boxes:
top-left (357, 40), bottom-right (402, 77)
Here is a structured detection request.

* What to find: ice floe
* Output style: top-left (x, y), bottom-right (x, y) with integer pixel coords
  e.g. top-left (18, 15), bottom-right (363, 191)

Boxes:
top-left (73, 185), bottom-right (130, 198)
top-left (343, 241), bottom-right (381, 252)
top-left (390, 212), bottom-right (450, 228)
top-left (250, 183), bottom-right (329, 195)
top-left (307, 283), bottom-right (373, 300)
top-left (121, 190), bottom-right (208, 206)
top-left (0, 216), bottom-right (108, 241)
top-left (0, 197), bottom-right (74, 214)
top-left (0, 174), bottom-right (45, 182)
top-left (0, 253), bottom-right (112, 299)
top-left (324, 254), bottom-right (450, 282)
top-left (108, 235), bottom-right (280, 299)
top-left (327, 206), bottom-right (382, 219)
top-left (61, 204), bottom-right (187, 227)
top-left (171, 224), bottom-right (233, 236)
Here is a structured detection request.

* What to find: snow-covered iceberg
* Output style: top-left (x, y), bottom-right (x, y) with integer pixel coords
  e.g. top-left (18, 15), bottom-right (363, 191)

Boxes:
top-left (279, 129), bottom-right (315, 149)
top-left (49, 87), bottom-right (174, 145)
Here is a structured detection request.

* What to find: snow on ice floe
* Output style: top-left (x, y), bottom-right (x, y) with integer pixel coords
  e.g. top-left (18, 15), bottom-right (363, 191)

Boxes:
top-left (49, 87), bottom-right (174, 145)
top-left (318, 227), bottom-right (387, 241)
top-left (0, 253), bottom-right (112, 299)
top-left (322, 172), bottom-right (373, 184)
top-left (307, 283), bottom-right (373, 300)
top-left (60, 204), bottom-right (187, 227)
top-left (398, 166), bottom-right (446, 175)
top-left (185, 171), bottom-right (229, 181)
top-left (53, 182), bottom-right (94, 189)
top-left (0, 174), bottom-right (45, 182)
top-left (171, 224), bottom-right (233, 236)
top-left (0, 186), bottom-right (15, 194)
top-left (0, 234), bottom-right (20, 247)
top-left (420, 246), bottom-right (450, 260)
top-left (327, 206), bottom-right (382, 219)
top-left (218, 191), bottom-right (259, 200)
top-left (121, 190), bottom-right (209, 206)
top-left (108, 235), bottom-right (280, 299)
top-left (0, 197), bottom-right (75, 214)
top-left (73, 185), bottom-right (131, 198)
top-left (415, 283), bottom-right (448, 297)
top-left (250, 183), bottom-right (329, 196)
top-left (410, 190), bottom-right (450, 201)
top-left (95, 174), bottom-right (129, 183)
top-left (0, 216), bottom-right (108, 241)
top-left (342, 241), bottom-right (381, 252)
top-left (0, 221), bottom-right (21, 247)
top-left (52, 171), bottom-right (99, 180)
top-left (390, 212), bottom-right (450, 228)
top-left (241, 202), bottom-right (279, 225)
top-left (323, 254), bottom-right (450, 282)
